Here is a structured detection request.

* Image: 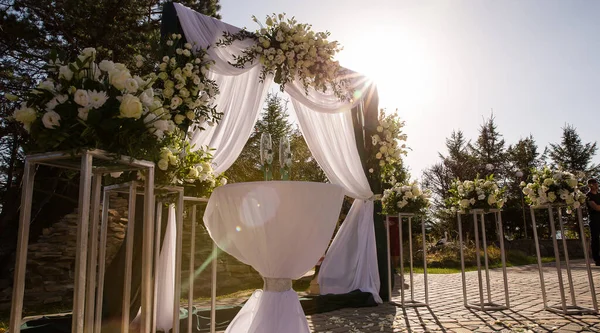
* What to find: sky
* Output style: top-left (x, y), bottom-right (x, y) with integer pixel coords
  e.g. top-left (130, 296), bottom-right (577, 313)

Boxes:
top-left (218, 0), bottom-right (600, 179)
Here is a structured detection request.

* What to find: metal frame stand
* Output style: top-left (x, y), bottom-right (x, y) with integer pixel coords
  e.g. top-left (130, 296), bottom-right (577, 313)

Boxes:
top-left (385, 214), bottom-right (429, 307)
top-left (530, 205), bottom-right (598, 315)
top-left (9, 150), bottom-right (155, 333)
top-left (457, 209), bottom-right (509, 311)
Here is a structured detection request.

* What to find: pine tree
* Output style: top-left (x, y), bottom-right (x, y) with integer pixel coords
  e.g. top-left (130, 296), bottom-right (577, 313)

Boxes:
top-left (548, 124), bottom-right (600, 179)
top-left (469, 114), bottom-right (507, 179)
top-left (225, 93), bottom-right (327, 183)
top-left (504, 136), bottom-right (542, 238)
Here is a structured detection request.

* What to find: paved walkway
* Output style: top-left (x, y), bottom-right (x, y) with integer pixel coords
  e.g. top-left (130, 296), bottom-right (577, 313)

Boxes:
top-left (205, 261), bottom-right (600, 332)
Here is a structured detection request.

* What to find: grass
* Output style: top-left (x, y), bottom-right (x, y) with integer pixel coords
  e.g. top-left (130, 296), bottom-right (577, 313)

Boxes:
top-left (396, 248), bottom-right (556, 274)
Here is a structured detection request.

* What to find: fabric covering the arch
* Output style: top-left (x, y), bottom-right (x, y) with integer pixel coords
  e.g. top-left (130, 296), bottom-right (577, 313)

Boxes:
top-left (152, 3), bottom-right (383, 331)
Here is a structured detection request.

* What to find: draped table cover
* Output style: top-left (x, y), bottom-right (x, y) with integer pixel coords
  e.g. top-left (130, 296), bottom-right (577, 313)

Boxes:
top-left (203, 181), bottom-right (345, 333)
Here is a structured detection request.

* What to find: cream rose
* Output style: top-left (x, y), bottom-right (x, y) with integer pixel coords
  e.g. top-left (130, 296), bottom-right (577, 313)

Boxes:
top-left (119, 94), bottom-right (143, 119)
top-left (109, 69), bottom-right (132, 90)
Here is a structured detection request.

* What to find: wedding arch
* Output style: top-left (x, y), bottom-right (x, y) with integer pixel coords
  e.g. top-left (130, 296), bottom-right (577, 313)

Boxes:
top-left (154, 2), bottom-right (393, 330)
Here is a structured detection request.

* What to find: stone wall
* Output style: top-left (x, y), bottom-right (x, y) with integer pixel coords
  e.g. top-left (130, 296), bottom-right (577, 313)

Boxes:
top-left (0, 195), bottom-right (262, 311)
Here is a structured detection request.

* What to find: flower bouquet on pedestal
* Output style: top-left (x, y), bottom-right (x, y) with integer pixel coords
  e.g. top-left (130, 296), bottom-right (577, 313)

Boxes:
top-left (447, 175), bottom-right (505, 214)
top-left (521, 167), bottom-right (585, 214)
top-left (152, 139), bottom-right (226, 198)
top-left (11, 48), bottom-right (174, 157)
top-left (382, 181), bottom-right (430, 215)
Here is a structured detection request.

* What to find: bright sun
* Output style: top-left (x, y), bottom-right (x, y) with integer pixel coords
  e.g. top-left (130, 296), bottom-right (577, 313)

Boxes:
top-left (337, 30), bottom-right (436, 111)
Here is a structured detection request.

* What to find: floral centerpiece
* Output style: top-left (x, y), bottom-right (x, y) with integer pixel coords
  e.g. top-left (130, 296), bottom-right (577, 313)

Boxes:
top-left (151, 139), bottom-right (226, 198)
top-left (448, 175), bottom-right (505, 214)
top-left (382, 181), bottom-right (430, 215)
top-left (11, 38), bottom-right (226, 199)
top-left (369, 109), bottom-right (408, 184)
top-left (152, 34), bottom-right (221, 135)
top-left (217, 13), bottom-right (350, 100)
top-left (521, 167), bottom-right (586, 214)
top-left (11, 48), bottom-right (173, 156)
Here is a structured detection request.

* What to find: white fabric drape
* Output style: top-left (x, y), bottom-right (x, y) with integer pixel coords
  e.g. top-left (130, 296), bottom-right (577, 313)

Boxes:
top-left (204, 182), bottom-right (345, 333)
top-left (291, 101), bottom-right (381, 303)
top-left (154, 205), bottom-right (177, 331)
top-left (154, 7), bottom-right (384, 333)
top-left (317, 200), bottom-right (382, 303)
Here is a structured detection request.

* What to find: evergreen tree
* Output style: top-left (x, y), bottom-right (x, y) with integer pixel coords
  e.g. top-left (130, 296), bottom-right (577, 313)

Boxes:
top-left (225, 93), bottom-right (327, 183)
top-left (441, 130), bottom-right (477, 182)
top-left (548, 124), bottom-right (600, 179)
top-left (504, 136), bottom-right (542, 238)
top-left (469, 114), bottom-right (507, 179)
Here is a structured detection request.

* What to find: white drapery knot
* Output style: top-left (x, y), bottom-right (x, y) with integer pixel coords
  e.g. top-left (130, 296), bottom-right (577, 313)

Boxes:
top-left (263, 278), bottom-right (293, 292)
top-left (367, 194), bottom-right (382, 201)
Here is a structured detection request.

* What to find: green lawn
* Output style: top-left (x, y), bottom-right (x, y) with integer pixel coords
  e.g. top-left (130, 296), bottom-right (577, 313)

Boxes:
top-left (397, 255), bottom-right (556, 274)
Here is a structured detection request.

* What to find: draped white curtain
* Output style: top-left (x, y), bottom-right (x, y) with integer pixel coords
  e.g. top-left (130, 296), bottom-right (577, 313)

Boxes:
top-left (290, 100), bottom-right (382, 303)
top-left (149, 4), bottom-right (384, 331)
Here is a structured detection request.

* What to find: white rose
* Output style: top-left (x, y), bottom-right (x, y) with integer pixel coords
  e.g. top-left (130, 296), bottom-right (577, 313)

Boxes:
top-left (119, 94), bottom-right (143, 119)
top-left (459, 199), bottom-right (470, 208)
top-left (487, 194), bottom-right (497, 205)
top-left (45, 98), bottom-right (59, 111)
top-left (220, 178), bottom-right (227, 186)
top-left (187, 167), bottom-right (199, 178)
top-left (98, 60), bottom-right (115, 72)
top-left (547, 192), bottom-right (557, 202)
top-left (37, 80), bottom-right (55, 91)
top-left (77, 107), bottom-right (90, 121)
top-left (59, 66), bottom-right (73, 81)
top-left (153, 119), bottom-right (169, 131)
top-left (124, 78), bottom-right (139, 93)
top-left (186, 111), bottom-right (195, 120)
top-left (566, 178), bottom-right (578, 188)
top-left (73, 89), bottom-right (90, 107)
top-left (163, 87), bottom-right (174, 98)
top-left (158, 159), bottom-right (169, 171)
top-left (109, 69), bottom-right (132, 90)
top-left (14, 106), bottom-right (37, 124)
top-left (42, 111), bottom-right (61, 128)
top-left (375, 152), bottom-right (382, 159)
top-left (82, 47), bottom-right (96, 58)
top-left (56, 94), bottom-right (69, 104)
top-left (174, 114), bottom-right (185, 124)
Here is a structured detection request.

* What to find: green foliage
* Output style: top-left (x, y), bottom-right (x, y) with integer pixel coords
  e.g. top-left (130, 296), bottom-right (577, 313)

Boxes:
top-left (224, 93), bottom-right (327, 183)
top-left (548, 124), bottom-right (600, 180)
top-left (469, 114), bottom-right (507, 179)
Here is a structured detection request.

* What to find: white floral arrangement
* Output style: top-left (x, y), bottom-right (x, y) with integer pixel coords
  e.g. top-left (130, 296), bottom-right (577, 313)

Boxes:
top-left (382, 181), bottom-right (430, 215)
top-left (11, 47), bottom-right (175, 155)
top-left (153, 34), bottom-right (221, 135)
top-left (370, 109), bottom-right (408, 183)
top-left (217, 13), bottom-right (350, 100)
top-left (448, 175), bottom-right (505, 214)
top-left (521, 167), bottom-right (585, 214)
